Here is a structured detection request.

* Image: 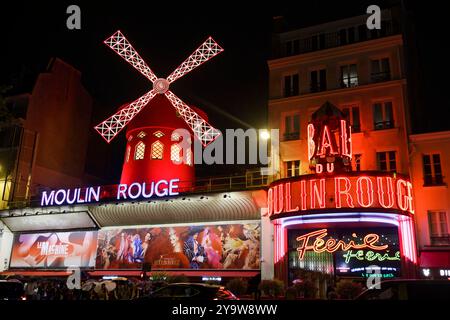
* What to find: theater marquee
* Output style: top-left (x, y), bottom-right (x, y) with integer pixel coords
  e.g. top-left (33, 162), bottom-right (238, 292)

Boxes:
top-left (267, 172), bottom-right (414, 218)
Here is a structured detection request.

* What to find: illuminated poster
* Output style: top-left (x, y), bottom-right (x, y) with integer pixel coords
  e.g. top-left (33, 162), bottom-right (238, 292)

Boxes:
top-left (10, 231), bottom-right (98, 268)
top-left (96, 223), bottom-right (260, 270)
top-left (288, 227), bottom-right (401, 279)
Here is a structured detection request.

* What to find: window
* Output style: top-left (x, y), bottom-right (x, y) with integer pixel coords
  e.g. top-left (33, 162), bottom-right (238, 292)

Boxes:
top-left (428, 211), bottom-right (450, 246)
top-left (423, 154), bottom-right (444, 185)
top-left (373, 101), bottom-right (394, 130)
top-left (340, 64), bottom-right (358, 88)
top-left (153, 131), bottom-right (164, 138)
top-left (342, 106), bottom-right (361, 132)
top-left (284, 113), bottom-right (300, 141)
top-left (137, 131), bottom-right (147, 139)
top-left (151, 141), bottom-right (164, 160)
top-left (286, 160), bottom-right (301, 177)
top-left (135, 141), bottom-right (145, 160)
top-left (339, 27), bottom-right (355, 45)
top-left (354, 154), bottom-right (362, 171)
top-left (284, 74), bottom-right (299, 97)
top-left (125, 146), bottom-right (131, 163)
top-left (286, 39), bottom-right (300, 56)
top-left (371, 58), bottom-right (391, 82)
top-left (377, 151), bottom-right (396, 172)
top-left (310, 69), bottom-right (327, 92)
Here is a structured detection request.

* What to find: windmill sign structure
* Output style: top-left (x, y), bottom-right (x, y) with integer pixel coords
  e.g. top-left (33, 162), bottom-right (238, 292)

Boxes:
top-left (94, 30), bottom-right (223, 146)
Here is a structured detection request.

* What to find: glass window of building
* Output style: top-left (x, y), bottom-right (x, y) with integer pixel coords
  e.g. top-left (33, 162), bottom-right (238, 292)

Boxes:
top-left (342, 105), bottom-right (361, 132)
top-left (428, 211), bottom-right (450, 246)
top-left (284, 74), bottom-right (299, 97)
top-left (371, 58), bottom-right (391, 82)
top-left (340, 64), bottom-right (358, 88)
top-left (423, 154), bottom-right (444, 186)
top-left (284, 113), bottom-right (300, 141)
top-left (373, 101), bottom-right (394, 130)
top-left (377, 151), bottom-right (396, 172)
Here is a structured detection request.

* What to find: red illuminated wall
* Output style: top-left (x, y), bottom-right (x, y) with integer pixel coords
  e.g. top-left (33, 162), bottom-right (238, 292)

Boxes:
top-left (120, 95), bottom-right (208, 189)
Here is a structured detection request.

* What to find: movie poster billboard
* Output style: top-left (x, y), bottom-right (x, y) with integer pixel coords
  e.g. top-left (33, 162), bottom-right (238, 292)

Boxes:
top-left (96, 223), bottom-right (260, 270)
top-left (10, 231), bottom-right (98, 268)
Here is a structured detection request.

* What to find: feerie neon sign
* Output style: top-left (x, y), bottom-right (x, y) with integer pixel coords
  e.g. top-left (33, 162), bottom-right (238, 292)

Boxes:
top-left (40, 179), bottom-right (180, 206)
top-left (296, 229), bottom-right (400, 263)
top-left (267, 174), bottom-right (414, 216)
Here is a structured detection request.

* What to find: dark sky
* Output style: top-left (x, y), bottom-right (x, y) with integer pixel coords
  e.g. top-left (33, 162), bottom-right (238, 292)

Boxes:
top-left (1, 0), bottom-right (448, 181)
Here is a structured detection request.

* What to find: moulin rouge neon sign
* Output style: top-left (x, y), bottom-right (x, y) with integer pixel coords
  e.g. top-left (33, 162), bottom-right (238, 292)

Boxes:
top-left (296, 229), bottom-right (400, 263)
top-left (267, 174), bottom-right (414, 216)
top-left (40, 179), bottom-right (180, 206)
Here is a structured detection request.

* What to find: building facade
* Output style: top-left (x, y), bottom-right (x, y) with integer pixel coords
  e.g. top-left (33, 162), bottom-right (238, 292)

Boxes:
top-left (267, 9), bottom-right (418, 288)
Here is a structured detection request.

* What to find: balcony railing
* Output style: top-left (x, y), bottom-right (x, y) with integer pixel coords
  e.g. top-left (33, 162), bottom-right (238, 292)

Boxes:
top-left (370, 72), bottom-right (391, 83)
top-left (374, 120), bottom-right (395, 130)
top-left (283, 132), bottom-right (300, 141)
top-left (279, 20), bottom-right (398, 57)
top-left (430, 235), bottom-right (450, 246)
top-left (424, 175), bottom-right (446, 187)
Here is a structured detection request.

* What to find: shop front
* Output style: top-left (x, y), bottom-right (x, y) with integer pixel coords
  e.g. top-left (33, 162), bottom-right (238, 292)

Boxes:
top-left (0, 190), bottom-right (266, 282)
top-left (268, 172), bottom-right (418, 284)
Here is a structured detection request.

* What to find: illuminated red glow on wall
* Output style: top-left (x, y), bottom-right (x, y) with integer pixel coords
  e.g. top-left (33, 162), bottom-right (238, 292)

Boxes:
top-left (267, 174), bottom-right (415, 217)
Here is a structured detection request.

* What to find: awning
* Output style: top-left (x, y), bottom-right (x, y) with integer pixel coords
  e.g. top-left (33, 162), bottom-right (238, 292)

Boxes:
top-left (89, 190), bottom-right (265, 227)
top-left (420, 251), bottom-right (450, 268)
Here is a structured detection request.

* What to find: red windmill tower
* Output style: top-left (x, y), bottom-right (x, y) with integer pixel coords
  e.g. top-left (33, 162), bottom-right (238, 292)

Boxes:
top-left (95, 31), bottom-right (223, 188)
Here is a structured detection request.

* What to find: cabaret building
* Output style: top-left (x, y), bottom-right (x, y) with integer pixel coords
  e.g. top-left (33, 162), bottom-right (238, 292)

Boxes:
top-left (1, 10), bottom-right (449, 293)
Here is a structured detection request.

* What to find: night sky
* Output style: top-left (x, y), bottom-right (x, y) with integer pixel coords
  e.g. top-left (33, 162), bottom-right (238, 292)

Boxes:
top-left (1, 0), bottom-right (448, 181)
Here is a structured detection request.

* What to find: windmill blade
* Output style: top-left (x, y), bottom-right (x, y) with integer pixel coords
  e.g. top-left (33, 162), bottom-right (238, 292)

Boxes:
top-left (164, 90), bottom-right (221, 146)
top-left (94, 90), bottom-right (157, 143)
top-left (104, 31), bottom-right (158, 83)
top-left (166, 37), bottom-right (223, 84)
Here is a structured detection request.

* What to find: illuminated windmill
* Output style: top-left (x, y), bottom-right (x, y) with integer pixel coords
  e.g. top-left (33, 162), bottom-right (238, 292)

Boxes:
top-left (94, 30), bottom-right (223, 146)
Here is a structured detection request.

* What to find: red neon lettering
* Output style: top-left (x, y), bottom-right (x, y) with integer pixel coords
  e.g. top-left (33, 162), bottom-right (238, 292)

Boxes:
top-left (377, 176), bottom-right (394, 208)
top-left (340, 120), bottom-right (351, 157)
top-left (296, 229), bottom-right (388, 260)
top-left (396, 179), bottom-right (407, 211)
top-left (300, 180), bottom-right (307, 211)
top-left (307, 124), bottom-right (315, 160)
top-left (407, 182), bottom-right (414, 214)
top-left (356, 176), bottom-right (374, 207)
top-left (326, 162), bottom-right (334, 173)
top-left (316, 164), bottom-right (323, 173)
top-left (318, 125), bottom-right (337, 156)
top-left (334, 177), bottom-right (354, 208)
top-left (285, 183), bottom-right (299, 212)
top-left (274, 184), bottom-right (284, 214)
top-left (310, 179), bottom-right (326, 209)
top-left (267, 188), bottom-right (273, 216)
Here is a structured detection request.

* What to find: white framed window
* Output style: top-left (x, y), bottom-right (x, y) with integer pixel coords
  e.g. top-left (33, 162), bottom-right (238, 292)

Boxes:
top-left (151, 141), bottom-right (164, 160)
top-left (371, 58), bottom-right (391, 82)
top-left (283, 74), bottom-right (299, 97)
top-left (428, 211), bottom-right (450, 246)
top-left (423, 154), bottom-right (444, 186)
top-left (135, 142), bottom-right (145, 160)
top-left (377, 151), bottom-right (396, 172)
top-left (286, 160), bottom-right (301, 177)
top-left (340, 64), bottom-right (358, 88)
top-left (373, 101), bottom-right (394, 130)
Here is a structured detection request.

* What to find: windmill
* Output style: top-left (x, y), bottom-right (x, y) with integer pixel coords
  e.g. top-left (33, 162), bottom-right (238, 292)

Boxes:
top-left (94, 30), bottom-right (223, 146)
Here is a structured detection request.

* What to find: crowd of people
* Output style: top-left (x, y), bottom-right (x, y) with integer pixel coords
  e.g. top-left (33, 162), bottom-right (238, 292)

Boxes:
top-left (20, 278), bottom-right (154, 300)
